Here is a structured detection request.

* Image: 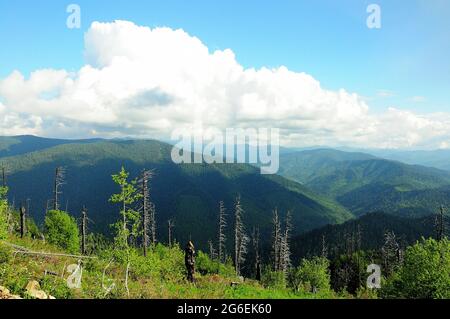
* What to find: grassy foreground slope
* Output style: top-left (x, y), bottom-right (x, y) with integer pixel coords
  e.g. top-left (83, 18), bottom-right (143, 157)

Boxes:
top-left (0, 234), bottom-right (335, 299)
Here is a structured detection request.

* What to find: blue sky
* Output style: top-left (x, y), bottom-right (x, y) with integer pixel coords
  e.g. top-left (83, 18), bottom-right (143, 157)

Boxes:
top-left (1, 0), bottom-right (449, 112)
top-left (0, 1), bottom-right (449, 148)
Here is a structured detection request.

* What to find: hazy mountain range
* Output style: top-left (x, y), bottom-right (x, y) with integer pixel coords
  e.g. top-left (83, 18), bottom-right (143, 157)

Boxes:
top-left (1, 135), bottom-right (448, 249)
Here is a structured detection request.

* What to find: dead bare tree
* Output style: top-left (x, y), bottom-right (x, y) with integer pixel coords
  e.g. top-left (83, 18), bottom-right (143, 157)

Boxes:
top-left (321, 234), bottom-right (328, 258)
top-left (279, 211), bottom-right (292, 274)
top-left (53, 167), bottom-right (65, 211)
top-left (20, 204), bottom-right (26, 238)
top-left (381, 230), bottom-right (402, 277)
top-left (1, 165), bottom-right (6, 188)
top-left (149, 202), bottom-right (157, 245)
top-left (252, 227), bottom-right (262, 281)
top-left (218, 201), bottom-right (227, 263)
top-left (355, 224), bottom-right (363, 287)
top-left (81, 206), bottom-right (88, 255)
top-left (208, 240), bottom-right (217, 260)
top-left (168, 219), bottom-right (175, 247)
top-left (140, 170), bottom-right (153, 256)
top-left (234, 195), bottom-right (248, 276)
top-left (272, 208), bottom-right (282, 271)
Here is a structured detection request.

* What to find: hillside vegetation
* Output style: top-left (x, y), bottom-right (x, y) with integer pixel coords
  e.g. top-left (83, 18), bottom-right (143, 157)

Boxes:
top-left (291, 212), bottom-right (444, 260)
top-left (279, 149), bottom-right (450, 217)
top-left (0, 138), bottom-right (352, 249)
top-left (0, 178), bottom-right (450, 299)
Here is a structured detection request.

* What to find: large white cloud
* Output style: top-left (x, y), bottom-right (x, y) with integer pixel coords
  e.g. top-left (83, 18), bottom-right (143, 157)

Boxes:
top-left (0, 20), bottom-right (449, 149)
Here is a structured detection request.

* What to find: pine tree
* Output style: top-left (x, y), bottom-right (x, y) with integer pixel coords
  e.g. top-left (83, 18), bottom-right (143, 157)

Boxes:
top-left (110, 167), bottom-right (142, 249)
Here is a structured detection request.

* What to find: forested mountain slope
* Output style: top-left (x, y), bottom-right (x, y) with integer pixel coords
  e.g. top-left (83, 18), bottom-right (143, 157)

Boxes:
top-left (0, 139), bottom-right (352, 249)
top-left (279, 149), bottom-right (450, 217)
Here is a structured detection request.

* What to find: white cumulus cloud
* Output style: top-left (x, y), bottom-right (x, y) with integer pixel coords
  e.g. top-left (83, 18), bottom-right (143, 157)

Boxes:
top-left (0, 20), bottom-right (449, 149)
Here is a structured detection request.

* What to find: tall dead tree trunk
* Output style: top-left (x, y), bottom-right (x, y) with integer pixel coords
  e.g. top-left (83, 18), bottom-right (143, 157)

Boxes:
top-left (1, 165), bottom-right (6, 188)
top-left (168, 219), bottom-right (174, 247)
top-left (218, 201), bottom-right (227, 263)
top-left (208, 240), bottom-right (217, 260)
top-left (280, 211), bottom-right (292, 274)
top-left (355, 224), bottom-right (363, 287)
top-left (150, 202), bottom-right (157, 245)
top-left (252, 227), bottom-right (262, 281)
top-left (381, 230), bottom-right (401, 277)
top-left (140, 169), bottom-right (157, 246)
top-left (185, 241), bottom-right (196, 282)
top-left (20, 204), bottom-right (26, 238)
top-left (81, 206), bottom-right (88, 255)
top-left (321, 234), bottom-right (328, 258)
top-left (272, 209), bottom-right (282, 271)
top-left (141, 170), bottom-right (152, 256)
top-left (234, 196), bottom-right (248, 276)
top-left (53, 167), bottom-right (65, 211)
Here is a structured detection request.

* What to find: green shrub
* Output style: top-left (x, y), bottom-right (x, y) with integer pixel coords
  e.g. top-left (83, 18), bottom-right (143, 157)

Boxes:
top-left (288, 257), bottom-right (331, 293)
top-left (0, 243), bottom-right (12, 263)
top-left (9, 210), bottom-right (41, 239)
top-left (0, 262), bottom-right (34, 295)
top-left (381, 237), bottom-right (450, 299)
top-left (261, 267), bottom-right (286, 289)
top-left (40, 276), bottom-right (75, 299)
top-left (102, 244), bottom-right (185, 284)
top-left (196, 251), bottom-right (236, 278)
top-left (0, 187), bottom-right (8, 240)
top-left (197, 251), bottom-right (219, 275)
top-left (154, 244), bottom-right (185, 282)
top-left (44, 210), bottom-right (80, 254)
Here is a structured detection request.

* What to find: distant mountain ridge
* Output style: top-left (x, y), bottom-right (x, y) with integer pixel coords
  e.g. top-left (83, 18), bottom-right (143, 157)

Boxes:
top-left (278, 149), bottom-right (450, 218)
top-left (0, 135), bottom-right (103, 158)
top-left (3, 135), bottom-right (450, 249)
top-left (0, 136), bottom-right (352, 249)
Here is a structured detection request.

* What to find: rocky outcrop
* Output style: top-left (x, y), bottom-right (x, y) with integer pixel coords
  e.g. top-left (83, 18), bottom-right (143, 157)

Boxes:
top-left (0, 285), bottom-right (22, 299)
top-left (25, 280), bottom-right (56, 299)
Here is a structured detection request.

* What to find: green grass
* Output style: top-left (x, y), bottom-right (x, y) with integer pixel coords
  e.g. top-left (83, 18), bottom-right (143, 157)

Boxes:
top-left (0, 234), bottom-right (339, 299)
